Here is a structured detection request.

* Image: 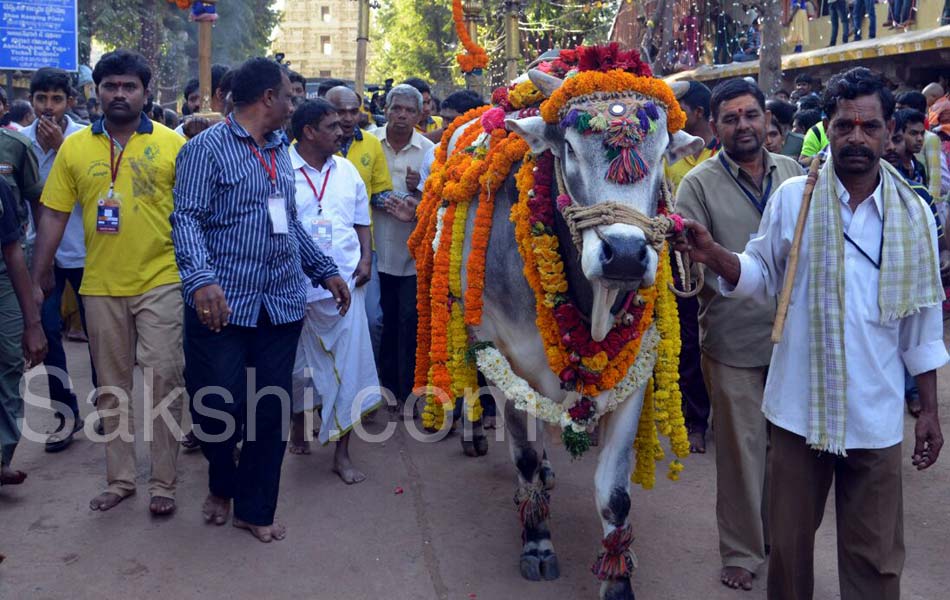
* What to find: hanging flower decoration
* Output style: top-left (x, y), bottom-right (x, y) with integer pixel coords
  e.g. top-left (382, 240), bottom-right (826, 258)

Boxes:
top-left (452, 0), bottom-right (489, 74)
top-left (166, 1), bottom-right (218, 22)
top-left (409, 44), bottom-right (689, 477)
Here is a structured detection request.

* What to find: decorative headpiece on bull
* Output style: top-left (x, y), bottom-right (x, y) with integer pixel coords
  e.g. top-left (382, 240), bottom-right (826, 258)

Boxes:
top-left (409, 43), bottom-right (701, 599)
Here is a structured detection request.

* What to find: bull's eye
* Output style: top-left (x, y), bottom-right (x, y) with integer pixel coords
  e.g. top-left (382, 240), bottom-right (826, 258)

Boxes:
top-left (565, 140), bottom-right (576, 156)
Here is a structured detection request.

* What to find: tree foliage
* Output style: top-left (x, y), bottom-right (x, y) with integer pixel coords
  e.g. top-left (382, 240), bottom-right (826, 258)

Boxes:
top-left (78, 0), bottom-right (280, 103)
top-left (370, 0), bottom-right (459, 90)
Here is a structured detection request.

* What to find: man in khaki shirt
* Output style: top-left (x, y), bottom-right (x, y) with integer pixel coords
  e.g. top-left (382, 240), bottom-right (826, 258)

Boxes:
top-left (373, 85), bottom-right (434, 411)
top-left (676, 79), bottom-right (802, 592)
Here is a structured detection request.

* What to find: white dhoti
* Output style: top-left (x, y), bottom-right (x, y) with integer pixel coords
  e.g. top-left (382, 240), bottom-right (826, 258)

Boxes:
top-left (292, 285), bottom-right (382, 445)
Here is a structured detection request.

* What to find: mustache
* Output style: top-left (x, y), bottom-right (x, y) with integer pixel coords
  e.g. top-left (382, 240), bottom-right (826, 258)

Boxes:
top-left (840, 146), bottom-right (874, 159)
top-left (109, 101), bottom-right (130, 109)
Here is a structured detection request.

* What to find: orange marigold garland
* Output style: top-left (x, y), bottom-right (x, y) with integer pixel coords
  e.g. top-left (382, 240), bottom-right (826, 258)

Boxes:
top-left (464, 133), bottom-right (529, 326)
top-left (540, 69), bottom-right (686, 134)
top-left (452, 0), bottom-right (489, 73)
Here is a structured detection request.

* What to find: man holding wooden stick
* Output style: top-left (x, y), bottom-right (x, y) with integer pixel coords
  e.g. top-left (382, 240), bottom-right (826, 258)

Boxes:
top-left (675, 67), bottom-right (947, 600)
top-left (675, 78), bottom-right (801, 592)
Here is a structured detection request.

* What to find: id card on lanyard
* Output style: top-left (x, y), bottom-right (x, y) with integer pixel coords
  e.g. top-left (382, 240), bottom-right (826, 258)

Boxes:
top-left (301, 165), bottom-right (333, 253)
top-left (96, 133), bottom-right (124, 234)
top-left (232, 117), bottom-right (288, 234)
top-left (718, 153), bottom-right (772, 214)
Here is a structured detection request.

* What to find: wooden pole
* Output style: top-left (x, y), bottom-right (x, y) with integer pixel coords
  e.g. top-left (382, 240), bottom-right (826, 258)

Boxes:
top-left (504, 1), bottom-right (521, 83)
top-left (197, 1), bottom-right (215, 113)
top-left (355, 0), bottom-right (370, 97)
top-left (771, 157), bottom-right (821, 343)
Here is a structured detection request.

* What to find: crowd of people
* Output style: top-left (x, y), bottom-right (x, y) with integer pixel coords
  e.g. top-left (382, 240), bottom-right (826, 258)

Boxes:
top-left (0, 45), bottom-right (947, 600)
top-left (0, 49), bottom-right (490, 542)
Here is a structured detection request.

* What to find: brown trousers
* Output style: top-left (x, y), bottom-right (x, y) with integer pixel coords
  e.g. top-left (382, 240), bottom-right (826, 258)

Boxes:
top-left (767, 425), bottom-right (904, 600)
top-left (701, 354), bottom-right (769, 573)
top-left (84, 283), bottom-right (184, 499)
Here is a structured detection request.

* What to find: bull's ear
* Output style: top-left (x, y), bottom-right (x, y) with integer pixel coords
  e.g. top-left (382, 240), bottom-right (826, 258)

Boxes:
top-left (506, 115), bottom-right (550, 155)
top-left (665, 130), bottom-right (705, 164)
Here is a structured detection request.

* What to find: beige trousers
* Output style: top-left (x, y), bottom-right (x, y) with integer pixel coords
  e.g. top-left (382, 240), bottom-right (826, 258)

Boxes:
top-left (83, 283), bottom-right (184, 499)
top-left (768, 425), bottom-right (904, 600)
top-left (701, 353), bottom-right (769, 574)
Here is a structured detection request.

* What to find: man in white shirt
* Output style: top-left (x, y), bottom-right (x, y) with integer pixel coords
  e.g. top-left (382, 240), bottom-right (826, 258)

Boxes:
top-left (287, 99), bottom-right (381, 483)
top-left (677, 67), bottom-right (947, 600)
top-left (373, 85), bottom-right (434, 414)
top-left (21, 67), bottom-right (92, 453)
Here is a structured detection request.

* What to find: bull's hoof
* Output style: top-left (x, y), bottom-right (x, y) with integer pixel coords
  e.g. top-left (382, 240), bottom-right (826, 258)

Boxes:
top-left (474, 434), bottom-right (488, 456)
top-left (600, 578), bottom-right (635, 600)
top-left (519, 553), bottom-right (542, 581)
top-left (540, 552), bottom-right (560, 580)
top-left (540, 460), bottom-right (556, 491)
top-left (461, 438), bottom-right (477, 457)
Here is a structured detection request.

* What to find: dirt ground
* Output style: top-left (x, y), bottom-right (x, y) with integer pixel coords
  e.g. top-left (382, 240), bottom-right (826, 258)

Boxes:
top-left (2, 334), bottom-right (949, 600)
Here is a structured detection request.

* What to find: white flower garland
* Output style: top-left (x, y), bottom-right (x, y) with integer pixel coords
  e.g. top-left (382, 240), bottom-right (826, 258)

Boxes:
top-left (475, 324), bottom-right (660, 432)
top-left (432, 205), bottom-right (447, 253)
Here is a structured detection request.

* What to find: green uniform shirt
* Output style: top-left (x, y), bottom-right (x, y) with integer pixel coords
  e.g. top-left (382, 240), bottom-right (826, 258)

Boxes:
top-left (0, 128), bottom-right (41, 273)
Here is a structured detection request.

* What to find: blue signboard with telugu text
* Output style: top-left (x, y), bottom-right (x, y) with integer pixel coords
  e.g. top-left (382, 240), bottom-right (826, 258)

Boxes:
top-left (0, 0), bottom-right (78, 71)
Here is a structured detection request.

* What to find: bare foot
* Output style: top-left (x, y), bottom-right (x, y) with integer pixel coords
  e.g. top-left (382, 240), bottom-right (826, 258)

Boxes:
top-left (483, 415), bottom-right (496, 430)
top-left (201, 494), bottom-right (230, 525)
top-left (0, 467), bottom-right (27, 486)
top-left (288, 439), bottom-right (311, 455)
top-left (149, 496), bottom-right (176, 517)
top-left (721, 566), bottom-right (754, 590)
top-left (89, 491), bottom-right (132, 511)
top-left (289, 413), bottom-right (311, 455)
top-left (332, 458), bottom-right (367, 485)
top-left (689, 430), bottom-right (707, 454)
top-left (233, 518), bottom-right (287, 543)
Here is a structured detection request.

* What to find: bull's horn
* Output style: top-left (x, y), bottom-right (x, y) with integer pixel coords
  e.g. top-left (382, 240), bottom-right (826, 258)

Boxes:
top-left (528, 69), bottom-right (564, 98)
top-left (669, 81), bottom-right (690, 99)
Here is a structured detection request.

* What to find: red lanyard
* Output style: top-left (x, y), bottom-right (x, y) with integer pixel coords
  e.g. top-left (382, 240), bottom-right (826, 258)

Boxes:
top-left (300, 166), bottom-right (331, 213)
top-left (249, 145), bottom-right (277, 185)
top-left (227, 116), bottom-right (278, 186)
top-left (107, 134), bottom-right (124, 194)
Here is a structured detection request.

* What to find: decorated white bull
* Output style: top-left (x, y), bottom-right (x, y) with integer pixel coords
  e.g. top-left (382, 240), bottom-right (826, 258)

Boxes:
top-left (409, 45), bottom-right (703, 599)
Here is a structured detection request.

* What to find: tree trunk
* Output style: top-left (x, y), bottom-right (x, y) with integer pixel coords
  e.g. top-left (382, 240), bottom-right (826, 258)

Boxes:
top-left (138, 0), bottom-right (164, 79)
top-left (758, 0), bottom-right (784, 95)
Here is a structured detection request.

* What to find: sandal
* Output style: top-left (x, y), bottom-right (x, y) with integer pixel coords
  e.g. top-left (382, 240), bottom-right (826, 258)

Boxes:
top-left (45, 413), bottom-right (84, 453)
top-left (180, 430), bottom-right (201, 452)
top-left (0, 470), bottom-right (27, 486)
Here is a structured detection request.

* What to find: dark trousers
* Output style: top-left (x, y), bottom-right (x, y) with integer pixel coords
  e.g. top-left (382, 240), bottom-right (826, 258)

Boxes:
top-left (829, 1), bottom-right (850, 45)
top-left (852, 0), bottom-right (877, 39)
top-left (184, 306), bottom-right (302, 526)
top-left (676, 294), bottom-right (710, 435)
top-left (379, 273), bottom-right (417, 405)
top-left (768, 426), bottom-right (904, 600)
top-left (41, 266), bottom-right (96, 418)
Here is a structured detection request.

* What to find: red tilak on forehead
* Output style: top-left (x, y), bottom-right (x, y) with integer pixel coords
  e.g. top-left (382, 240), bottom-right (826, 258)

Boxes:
top-left (851, 117), bottom-right (865, 126)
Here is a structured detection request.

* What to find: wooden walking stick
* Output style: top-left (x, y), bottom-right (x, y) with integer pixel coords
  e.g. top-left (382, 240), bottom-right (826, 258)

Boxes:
top-left (771, 157), bottom-right (821, 343)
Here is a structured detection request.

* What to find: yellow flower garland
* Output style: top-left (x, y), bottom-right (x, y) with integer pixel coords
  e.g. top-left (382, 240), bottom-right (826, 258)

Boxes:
top-left (629, 252), bottom-right (690, 488)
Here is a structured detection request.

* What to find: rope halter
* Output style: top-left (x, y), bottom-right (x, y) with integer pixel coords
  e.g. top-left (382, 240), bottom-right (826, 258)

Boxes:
top-left (553, 158), bottom-right (703, 298)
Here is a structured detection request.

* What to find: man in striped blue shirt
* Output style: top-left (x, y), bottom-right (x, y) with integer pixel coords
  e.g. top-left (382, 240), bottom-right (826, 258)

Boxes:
top-left (171, 57), bottom-right (349, 544)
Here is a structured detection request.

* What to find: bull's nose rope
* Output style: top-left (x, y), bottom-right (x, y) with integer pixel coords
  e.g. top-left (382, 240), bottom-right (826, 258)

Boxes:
top-left (553, 159), bottom-right (702, 298)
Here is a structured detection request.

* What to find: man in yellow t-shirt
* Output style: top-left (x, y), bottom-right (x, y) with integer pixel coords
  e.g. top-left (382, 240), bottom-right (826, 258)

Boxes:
top-left (30, 50), bottom-right (185, 518)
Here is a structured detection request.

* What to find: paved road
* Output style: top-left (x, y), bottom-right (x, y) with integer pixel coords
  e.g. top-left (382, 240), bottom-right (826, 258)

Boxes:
top-left (1, 336), bottom-right (949, 599)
